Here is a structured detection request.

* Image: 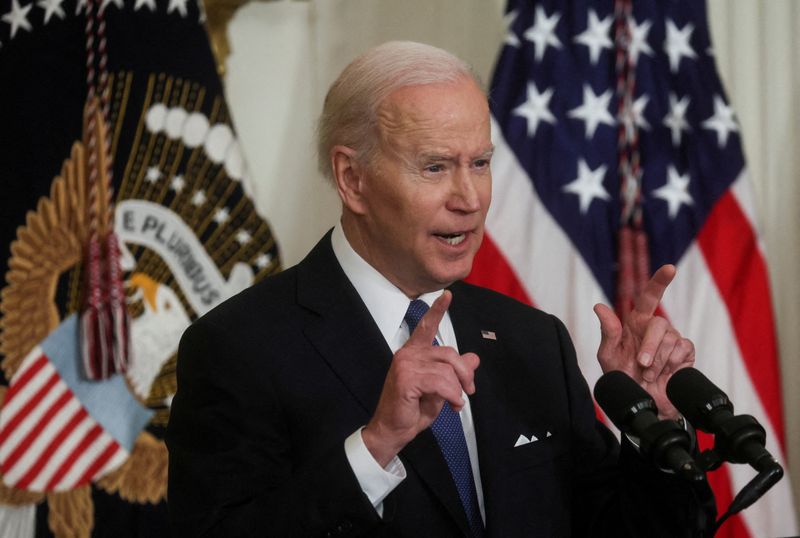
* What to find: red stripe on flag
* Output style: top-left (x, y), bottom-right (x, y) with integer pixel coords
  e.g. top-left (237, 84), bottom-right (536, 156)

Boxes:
top-left (467, 233), bottom-right (534, 306)
top-left (45, 424), bottom-right (103, 490)
top-left (696, 191), bottom-right (785, 449)
top-left (16, 407), bottom-right (89, 490)
top-left (2, 355), bottom-right (48, 407)
top-left (1, 389), bottom-right (72, 474)
top-left (0, 371), bottom-right (60, 446)
top-left (75, 440), bottom-right (120, 487)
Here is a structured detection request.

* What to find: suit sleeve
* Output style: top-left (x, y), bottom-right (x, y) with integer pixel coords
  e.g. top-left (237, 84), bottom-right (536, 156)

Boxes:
top-left (165, 318), bottom-right (387, 538)
top-left (550, 315), bottom-right (715, 537)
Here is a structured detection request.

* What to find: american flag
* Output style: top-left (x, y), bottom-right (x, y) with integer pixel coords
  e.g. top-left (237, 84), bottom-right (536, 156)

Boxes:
top-left (467, 0), bottom-right (798, 536)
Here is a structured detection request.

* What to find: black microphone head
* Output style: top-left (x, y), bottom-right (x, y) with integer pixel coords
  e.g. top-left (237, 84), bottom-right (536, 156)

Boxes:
top-left (666, 367), bottom-right (733, 431)
top-left (594, 370), bottom-right (657, 431)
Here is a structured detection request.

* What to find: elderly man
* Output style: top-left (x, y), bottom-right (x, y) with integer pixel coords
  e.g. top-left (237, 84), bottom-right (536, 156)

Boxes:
top-left (167, 41), bottom-right (708, 537)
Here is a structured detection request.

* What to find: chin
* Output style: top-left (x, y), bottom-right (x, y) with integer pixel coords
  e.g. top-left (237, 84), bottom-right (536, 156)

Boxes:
top-left (430, 261), bottom-right (474, 289)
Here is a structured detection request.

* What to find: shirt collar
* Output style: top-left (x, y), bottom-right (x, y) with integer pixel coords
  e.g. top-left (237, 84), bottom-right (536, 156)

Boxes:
top-left (331, 223), bottom-right (444, 345)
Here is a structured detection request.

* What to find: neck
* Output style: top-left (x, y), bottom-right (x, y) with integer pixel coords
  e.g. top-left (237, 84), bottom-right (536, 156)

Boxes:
top-left (339, 213), bottom-right (421, 299)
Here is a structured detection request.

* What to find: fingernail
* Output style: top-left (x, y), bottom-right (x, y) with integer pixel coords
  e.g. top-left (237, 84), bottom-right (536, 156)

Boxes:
top-left (640, 353), bottom-right (652, 367)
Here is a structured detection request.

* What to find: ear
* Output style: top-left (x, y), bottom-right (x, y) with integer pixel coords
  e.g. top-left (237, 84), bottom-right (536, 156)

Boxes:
top-left (331, 145), bottom-right (368, 215)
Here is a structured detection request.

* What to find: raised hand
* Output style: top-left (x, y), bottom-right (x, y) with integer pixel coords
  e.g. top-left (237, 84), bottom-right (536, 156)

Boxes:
top-left (593, 265), bottom-right (695, 419)
top-left (362, 291), bottom-right (480, 467)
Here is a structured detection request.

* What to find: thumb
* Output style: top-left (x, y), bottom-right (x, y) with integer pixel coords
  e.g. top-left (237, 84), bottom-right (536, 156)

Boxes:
top-left (594, 303), bottom-right (622, 360)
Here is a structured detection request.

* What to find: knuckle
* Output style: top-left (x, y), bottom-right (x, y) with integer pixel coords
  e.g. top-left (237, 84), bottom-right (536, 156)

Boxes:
top-left (652, 316), bottom-right (669, 330)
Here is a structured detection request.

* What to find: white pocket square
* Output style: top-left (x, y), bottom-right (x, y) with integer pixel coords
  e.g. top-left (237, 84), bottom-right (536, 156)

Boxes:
top-left (513, 431), bottom-right (553, 447)
top-left (513, 434), bottom-right (539, 447)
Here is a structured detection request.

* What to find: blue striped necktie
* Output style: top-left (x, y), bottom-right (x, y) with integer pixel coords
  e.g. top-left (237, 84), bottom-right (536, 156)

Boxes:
top-left (404, 299), bottom-right (484, 537)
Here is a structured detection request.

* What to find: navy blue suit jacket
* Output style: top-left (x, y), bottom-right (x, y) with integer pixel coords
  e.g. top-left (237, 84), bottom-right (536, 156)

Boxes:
top-left (166, 232), bottom-right (709, 537)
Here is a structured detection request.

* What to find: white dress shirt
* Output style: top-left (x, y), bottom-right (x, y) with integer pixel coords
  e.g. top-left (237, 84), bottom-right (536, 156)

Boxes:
top-left (331, 223), bottom-right (485, 521)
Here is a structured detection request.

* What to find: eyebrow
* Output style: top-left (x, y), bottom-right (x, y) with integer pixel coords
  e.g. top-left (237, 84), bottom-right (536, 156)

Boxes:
top-left (419, 147), bottom-right (495, 162)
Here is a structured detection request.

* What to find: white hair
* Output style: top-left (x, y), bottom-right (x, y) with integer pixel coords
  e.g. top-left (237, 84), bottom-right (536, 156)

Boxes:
top-left (316, 41), bottom-right (482, 181)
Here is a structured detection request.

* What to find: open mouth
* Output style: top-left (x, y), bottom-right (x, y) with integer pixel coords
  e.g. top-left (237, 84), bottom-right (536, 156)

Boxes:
top-left (434, 232), bottom-right (467, 246)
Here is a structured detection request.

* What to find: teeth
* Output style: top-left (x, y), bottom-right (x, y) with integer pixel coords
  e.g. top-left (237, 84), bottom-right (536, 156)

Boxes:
top-left (443, 234), bottom-right (465, 246)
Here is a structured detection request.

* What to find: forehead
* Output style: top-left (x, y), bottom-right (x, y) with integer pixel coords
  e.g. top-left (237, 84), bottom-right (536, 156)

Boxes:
top-left (377, 79), bottom-right (491, 153)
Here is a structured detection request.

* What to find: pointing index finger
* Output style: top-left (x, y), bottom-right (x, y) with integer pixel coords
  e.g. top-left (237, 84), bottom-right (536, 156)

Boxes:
top-left (408, 290), bottom-right (452, 346)
top-left (634, 264), bottom-right (676, 317)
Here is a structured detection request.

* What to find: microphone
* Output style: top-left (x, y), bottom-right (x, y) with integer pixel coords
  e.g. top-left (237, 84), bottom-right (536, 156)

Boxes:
top-left (666, 367), bottom-right (780, 472)
top-left (666, 367), bottom-right (784, 516)
top-left (594, 370), bottom-right (704, 482)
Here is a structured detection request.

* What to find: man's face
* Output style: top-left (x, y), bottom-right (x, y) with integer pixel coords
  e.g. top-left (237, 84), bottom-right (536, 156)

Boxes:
top-left (354, 77), bottom-right (493, 297)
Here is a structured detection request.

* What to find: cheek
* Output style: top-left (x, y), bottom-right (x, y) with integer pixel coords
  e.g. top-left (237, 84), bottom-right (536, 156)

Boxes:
top-left (481, 178), bottom-right (492, 208)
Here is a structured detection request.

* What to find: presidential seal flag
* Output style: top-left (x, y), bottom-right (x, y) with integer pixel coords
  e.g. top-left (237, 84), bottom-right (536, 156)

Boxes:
top-left (467, 0), bottom-right (798, 537)
top-left (0, 0), bottom-right (281, 534)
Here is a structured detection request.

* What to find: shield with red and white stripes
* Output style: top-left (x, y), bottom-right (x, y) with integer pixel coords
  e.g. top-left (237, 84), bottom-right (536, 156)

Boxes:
top-left (0, 315), bottom-right (152, 492)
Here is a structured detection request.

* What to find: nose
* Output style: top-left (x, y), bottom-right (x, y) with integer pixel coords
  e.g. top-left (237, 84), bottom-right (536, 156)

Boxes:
top-left (447, 167), bottom-right (483, 213)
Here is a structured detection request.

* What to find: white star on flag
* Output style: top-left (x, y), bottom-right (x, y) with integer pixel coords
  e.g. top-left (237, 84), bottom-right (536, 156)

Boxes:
top-left (652, 166), bottom-right (693, 219)
top-left (99, 0), bottom-right (123, 13)
top-left (133, 0), bottom-right (155, 11)
top-left (235, 230), bottom-right (251, 245)
top-left (562, 159), bottom-right (610, 214)
top-left (196, 0), bottom-right (205, 22)
top-left (664, 93), bottom-right (692, 147)
top-left (627, 17), bottom-right (654, 64)
top-left (254, 253), bottom-right (272, 270)
top-left (167, 0), bottom-right (188, 17)
top-left (664, 20), bottom-right (698, 73)
top-left (513, 82), bottom-right (556, 137)
top-left (2, 0), bottom-right (32, 39)
top-left (145, 167), bottom-right (162, 183)
top-left (702, 95), bottom-right (739, 148)
top-left (213, 207), bottom-right (229, 225)
top-left (503, 9), bottom-right (520, 48)
top-left (170, 175), bottom-right (185, 192)
top-left (568, 84), bottom-right (615, 139)
top-left (74, 0), bottom-right (86, 14)
top-left (524, 6), bottom-right (562, 62)
top-left (191, 190), bottom-right (206, 206)
top-left (574, 9), bottom-right (613, 65)
top-left (37, 0), bottom-right (65, 24)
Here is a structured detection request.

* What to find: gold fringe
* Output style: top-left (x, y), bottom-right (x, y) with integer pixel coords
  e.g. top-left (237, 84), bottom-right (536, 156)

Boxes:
top-left (0, 141), bottom-right (88, 378)
top-left (96, 431), bottom-right (167, 504)
top-left (46, 486), bottom-right (93, 538)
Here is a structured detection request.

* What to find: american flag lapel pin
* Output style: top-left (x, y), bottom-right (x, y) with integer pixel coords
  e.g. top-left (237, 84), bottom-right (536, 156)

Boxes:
top-left (481, 330), bottom-right (496, 340)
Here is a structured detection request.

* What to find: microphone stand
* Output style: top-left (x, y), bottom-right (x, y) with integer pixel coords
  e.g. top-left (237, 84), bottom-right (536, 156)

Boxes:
top-left (694, 432), bottom-right (785, 535)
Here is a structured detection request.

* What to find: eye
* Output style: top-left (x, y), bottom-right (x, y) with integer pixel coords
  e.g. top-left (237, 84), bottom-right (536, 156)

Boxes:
top-left (472, 158), bottom-right (491, 170)
top-left (424, 163), bottom-right (446, 174)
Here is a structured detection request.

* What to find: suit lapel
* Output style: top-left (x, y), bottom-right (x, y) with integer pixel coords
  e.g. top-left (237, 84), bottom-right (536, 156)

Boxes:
top-left (448, 283), bottom-right (506, 532)
top-left (297, 232), bottom-right (391, 416)
top-left (296, 233), bottom-right (472, 536)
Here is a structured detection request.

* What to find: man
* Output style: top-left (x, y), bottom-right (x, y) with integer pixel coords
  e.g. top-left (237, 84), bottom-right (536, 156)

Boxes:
top-left (166, 41), bottom-right (709, 537)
